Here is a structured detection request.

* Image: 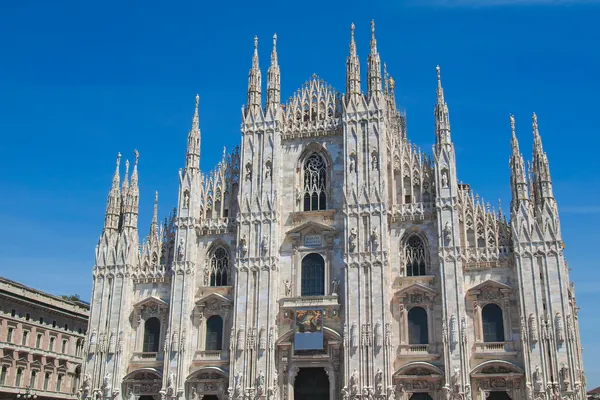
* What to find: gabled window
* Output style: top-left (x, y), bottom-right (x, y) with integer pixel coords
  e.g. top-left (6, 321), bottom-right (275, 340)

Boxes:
top-left (205, 315), bottom-right (223, 351)
top-left (303, 154), bottom-right (327, 211)
top-left (209, 247), bottom-right (230, 287)
top-left (404, 235), bottom-right (428, 276)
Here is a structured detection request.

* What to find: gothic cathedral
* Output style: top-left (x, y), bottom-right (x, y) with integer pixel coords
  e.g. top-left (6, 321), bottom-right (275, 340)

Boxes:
top-left (82, 22), bottom-right (586, 400)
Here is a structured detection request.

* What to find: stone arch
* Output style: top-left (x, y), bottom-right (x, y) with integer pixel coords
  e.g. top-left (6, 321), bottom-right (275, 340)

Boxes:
top-left (186, 367), bottom-right (229, 400)
top-left (275, 326), bottom-right (342, 347)
top-left (470, 360), bottom-right (524, 375)
top-left (393, 362), bottom-right (444, 396)
top-left (122, 368), bottom-right (162, 400)
top-left (394, 362), bottom-right (444, 377)
top-left (470, 361), bottom-right (524, 400)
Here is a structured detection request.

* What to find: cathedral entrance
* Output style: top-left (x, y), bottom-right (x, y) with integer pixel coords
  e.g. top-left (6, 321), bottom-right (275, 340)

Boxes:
top-left (409, 393), bottom-right (433, 400)
top-left (138, 396), bottom-right (155, 400)
top-left (487, 391), bottom-right (511, 400)
top-left (201, 396), bottom-right (219, 400)
top-left (294, 367), bottom-right (329, 400)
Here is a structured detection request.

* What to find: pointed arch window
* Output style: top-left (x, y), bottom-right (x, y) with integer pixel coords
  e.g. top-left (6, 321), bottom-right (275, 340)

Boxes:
top-left (404, 235), bottom-right (428, 276)
top-left (143, 317), bottom-right (161, 352)
top-left (303, 154), bottom-right (327, 211)
top-left (205, 315), bottom-right (224, 351)
top-left (408, 307), bottom-right (429, 344)
top-left (301, 253), bottom-right (325, 296)
top-left (482, 303), bottom-right (505, 342)
top-left (209, 247), bottom-right (230, 286)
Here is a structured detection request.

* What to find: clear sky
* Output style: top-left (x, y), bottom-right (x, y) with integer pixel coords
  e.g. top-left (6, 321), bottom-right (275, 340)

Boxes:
top-left (1, 0), bottom-right (599, 387)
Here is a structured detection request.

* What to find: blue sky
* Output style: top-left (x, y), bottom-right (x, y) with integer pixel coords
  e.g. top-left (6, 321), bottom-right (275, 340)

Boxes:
top-left (1, 0), bottom-right (599, 386)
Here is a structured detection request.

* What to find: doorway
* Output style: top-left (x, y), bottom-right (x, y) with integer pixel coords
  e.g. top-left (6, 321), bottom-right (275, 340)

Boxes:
top-left (487, 391), bottom-right (511, 400)
top-left (409, 393), bottom-right (433, 400)
top-left (294, 367), bottom-right (329, 400)
top-left (201, 396), bottom-right (219, 400)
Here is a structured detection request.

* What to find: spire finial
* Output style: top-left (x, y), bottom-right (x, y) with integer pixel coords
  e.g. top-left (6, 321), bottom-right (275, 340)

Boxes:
top-left (134, 149), bottom-right (139, 166)
top-left (532, 112), bottom-right (543, 153)
top-left (270, 33), bottom-right (278, 64)
top-left (510, 114), bottom-right (516, 136)
top-left (254, 35), bottom-right (258, 50)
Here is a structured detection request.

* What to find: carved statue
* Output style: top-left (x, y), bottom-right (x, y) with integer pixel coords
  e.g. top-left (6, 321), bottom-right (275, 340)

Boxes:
top-left (350, 370), bottom-right (359, 394)
top-left (451, 366), bottom-right (460, 392)
top-left (441, 170), bottom-right (448, 188)
top-left (387, 386), bottom-right (396, 400)
top-left (371, 227), bottom-right (379, 251)
top-left (82, 373), bottom-right (91, 396)
top-left (102, 373), bottom-right (111, 396)
top-left (385, 322), bottom-right (393, 348)
top-left (190, 387), bottom-right (197, 400)
top-left (375, 369), bottom-right (383, 394)
top-left (349, 228), bottom-right (357, 252)
top-left (529, 313), bottom-right (539, 343)
top-left (450, 315), bottom-right (458, 347)
top-left (245, 163), bottom-right (252, 181)
top-left (260, 235), bottom-right (268, 256)
top-left (534, 364), bottom-right (543, 391)
top-left (259, 327), bottom-right (266, 350)
top-left (526, 383), bottom-right (534, 400)
top-left (284, 280), bottom-right (292, 296)
top-left (265, 161), bottom-right (272, 179)
top-left (234, 372), bottom-right (243, 396)
top-left (555, 312), bottom-right (565, 343)
top-left (239, 235), bottom-right (248, 257)
top-left (258, 370), bottom-right (265, 390)
top-left (567, 314), bottom-right (575, 342)
top-left (117, 331), bottom-right (124, 353)
top-left (350, 321), bottom-right (358, 349)
top-left (443, 222), bottom-right (452, 245)
top-left (108, 330), bottom-right (116, 354)
top-left (349, 155), bottom-right (356, 173)
top-left (341, 386), bottom-right (349, 400)
top-left (268, 326), bottom-right (276, 350)
top-left (331, 279), bottom-right (340, 295)
top-left (177, 238), bottom-right (184, 262)
top-left (236, 326), bottom-right (245, 349)
top-left (375, 319), bottom-right (383, 348)
top-left (89, 330), bottom-right (97, 353)
top-left (371, 151), bottom-right (379, 171)
top-left (183, 191), bottom-right (190, 209)
top-left (229, 331), bottom-right (235, 351)
top-left (460, 317), bottom-right (467, 344)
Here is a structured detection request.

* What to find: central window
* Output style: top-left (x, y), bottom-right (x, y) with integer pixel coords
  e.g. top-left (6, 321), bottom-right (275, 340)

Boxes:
top-left (210, 247), bottom-right (230, 286)
top-left (301, 253), bottom-right (325, 296)
top-left (303, 154), bottom-right (327, 211)
top-left (405, 235), bottom-right (427, 276)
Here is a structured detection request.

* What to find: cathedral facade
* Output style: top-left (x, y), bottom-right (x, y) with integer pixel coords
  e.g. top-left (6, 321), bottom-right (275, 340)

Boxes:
top-left (81, 22), bottom-right (586, 400)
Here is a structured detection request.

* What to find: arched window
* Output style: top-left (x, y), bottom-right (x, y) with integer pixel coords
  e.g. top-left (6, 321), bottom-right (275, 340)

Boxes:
top-left (303, 154), bottom-right (327, 211)
top-left (301, 253), bottom-right (325, 296)
top-left (482, 303), bottom-right (505, 342)
top-left (205, 315), bottom-right (224, 351)
top-left (404, 235), bottom-right (427, 276)
top-left (44, 372), bottom-right (50, 390)
top-left (0, 366), bottom-right (7, 385)
top-left (143, 317), bottom-right (161, 352)
top-left (408, 307), bottom-right (429, 344)
top-left (16, 368), bottom-right (22, 387)
top-left (210, 247), bottom-right (230, 287)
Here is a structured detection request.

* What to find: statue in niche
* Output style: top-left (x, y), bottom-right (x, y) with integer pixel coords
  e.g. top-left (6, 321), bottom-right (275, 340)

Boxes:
top-left (259, 327), bottom-right (266, 350)
top-left (341, 387), bottom-right (349, 400)
top-left (371, 227), bottom-right (379, 251)
top-left (265, 161), bottom-right (272, 179)
top-left (534, 365), bottom-right (543, 391)
top-left (108, 330), bottom-right (116, 354)
top-left (245, 163), bottom-right (252, 181)
top-left (177, 239), bottom-right (184, 262)
top-left (441, 170), bottom-right (448, 188)
top-left (331, 279), bottom-right (340, 295)
top-left (190, 387), bottom-right (197, 400)
top-left (375, 369), bottom-right (383, 394)
top-left (257, 370), bottom-right (265, 393)
top-left (349, 155), bottom-right (356, 173)
top-left (260, 235), bottom-right (268, 256)
top-left (374, 320), bottom-right (382, 348)
top-left (451, 367), bottom-right (460, 392)
top-left (349, 228), bottom-right (357, 252)
top-left (443, 222), bottom-right (452, 245)
top-left (236, 326), bottom-right (245, 349)
top-left (555, 312), bottom-right (565, 343)
top-left (183, 191), bottom-right (190, 209)
top-left (350, 370), bottom-right (359, 394)
top-left (450, 315), bottom-right (458, 347)
top-left (350, 321), bottom-right (358, 349)
top-left (229, 331), bottom-right (235, 351)
top-left (102, 373), bottom-right (111, 397)
top-left (371, 151), bottom-right (379, 170)
top-left (283, 280), bottom-right (292, 297)
top-left (529, 313), bottom-right (539, 343)
top-left (387, 386), bottom-right (396, 400)
top-left (239, 235), bottom-right (248, 257)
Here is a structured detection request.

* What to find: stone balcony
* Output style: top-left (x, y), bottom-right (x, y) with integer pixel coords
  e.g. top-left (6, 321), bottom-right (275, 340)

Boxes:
top-left (195, 217), bottom-right (234, 235)
top-left (279, 295), bottom-right (341, 319)
top-left (473, 341), bottom-right (518, 358)
top-left (397, 344), bottom-right (440, 360)
top-left (130, 351), bottom-right (162, 363)
top-left (193, 350), bottom-right (228, 362)
top-left (391, 202), bottom-right (435, 222)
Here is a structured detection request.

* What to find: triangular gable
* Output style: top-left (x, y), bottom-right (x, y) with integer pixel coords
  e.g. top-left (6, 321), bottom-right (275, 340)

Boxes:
top-left (1, 354), bottom-right (14, 365)
top-left (468, 279), bottom-right (512, 294)
top-left (133, 296), bottom-right (169, 310)
top-left (396, 283), bottom-right (437, 298)
top-left (286, 220), bottom-right (337, 236)
top-left (30, 359), bottom-right (43, 369)
top-left (195, 292), bottom-right (232, 307)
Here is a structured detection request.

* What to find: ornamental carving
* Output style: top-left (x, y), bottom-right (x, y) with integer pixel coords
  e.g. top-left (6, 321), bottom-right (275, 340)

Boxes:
top-left (350, 321), bottom-right (358, 350)
top-left (529, 314), bottom-right (538, 343)
top-left (555, 313), bottom-right (565, 344)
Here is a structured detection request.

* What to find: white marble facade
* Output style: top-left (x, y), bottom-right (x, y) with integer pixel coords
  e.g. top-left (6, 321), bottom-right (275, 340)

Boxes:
top-left (82, 22), bottom-right (586, 400)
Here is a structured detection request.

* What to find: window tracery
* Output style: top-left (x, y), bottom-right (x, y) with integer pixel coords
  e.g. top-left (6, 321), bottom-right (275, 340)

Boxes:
top-left (209, 247), bottom-right (230, 287)
top-left (303, 154), bottom-right (327, 211)
top-left (404, 235), bottom-right (428, 276)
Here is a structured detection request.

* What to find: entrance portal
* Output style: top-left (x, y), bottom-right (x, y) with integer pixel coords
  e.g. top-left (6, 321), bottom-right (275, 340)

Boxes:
top-left (487, 391), bottom-right (511, 400)
top-left (138, 396), bottom-right (155, 400)
top-left (202, 396), bottom-right (219, 400)
top-left (294, 367), bottom-right (329, 400)
top-left (409, 393), bottom-right (433, 400)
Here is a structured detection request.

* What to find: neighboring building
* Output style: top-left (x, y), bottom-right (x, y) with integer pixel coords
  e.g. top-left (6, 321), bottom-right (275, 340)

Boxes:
top-left (588, 387), bottom-right (600, 400)
top-left (0, 277), bottom-right (89, 400)
top-left (81, 22), bottom-right (586, 400)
